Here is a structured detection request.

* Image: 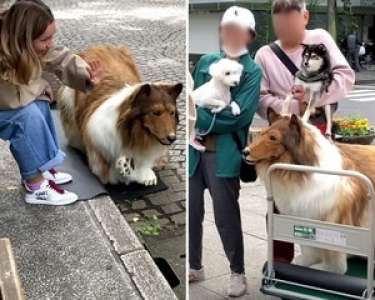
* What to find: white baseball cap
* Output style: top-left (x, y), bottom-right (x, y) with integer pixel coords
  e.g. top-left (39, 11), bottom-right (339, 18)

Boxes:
top-left (221, 6), bottom-right (256, 36)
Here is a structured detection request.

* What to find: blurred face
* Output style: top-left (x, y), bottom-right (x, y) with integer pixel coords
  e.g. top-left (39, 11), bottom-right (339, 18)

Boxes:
top-left (272, 10), bottom-right (309, 46)
top-left (32, 21), bottom-right (56, 57)
top-left (220, 24), bottom-right (253, 53)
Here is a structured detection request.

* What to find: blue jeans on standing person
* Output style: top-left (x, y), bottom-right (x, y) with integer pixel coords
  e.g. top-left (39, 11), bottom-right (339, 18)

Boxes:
top-left (0, 99), bottom-right (65, 180)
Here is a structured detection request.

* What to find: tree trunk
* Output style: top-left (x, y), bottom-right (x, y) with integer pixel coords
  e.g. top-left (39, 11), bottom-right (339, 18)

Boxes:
top-left (327, 0), bottom-right (337, 41)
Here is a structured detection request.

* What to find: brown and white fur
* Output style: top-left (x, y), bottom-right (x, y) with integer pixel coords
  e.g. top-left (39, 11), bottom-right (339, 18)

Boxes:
top-left (244, 108), bottom-right (375, 274)
top-left (57, 45), bottom-right (183, 185)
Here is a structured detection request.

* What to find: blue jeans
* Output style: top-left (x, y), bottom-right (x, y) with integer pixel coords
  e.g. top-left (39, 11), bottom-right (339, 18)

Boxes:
top-left (0, 100), bottom-right (65, 180)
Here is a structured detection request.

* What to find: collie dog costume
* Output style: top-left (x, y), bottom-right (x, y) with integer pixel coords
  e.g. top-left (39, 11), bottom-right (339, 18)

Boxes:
top-left (245, 109), bottom-right (375, 274)
top-left (57, 45), bottom-right (183, 185)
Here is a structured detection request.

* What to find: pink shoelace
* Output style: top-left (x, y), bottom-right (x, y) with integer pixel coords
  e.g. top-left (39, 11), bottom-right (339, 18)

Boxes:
top-left (49, 168), bottom-right (58, 176)
top-left (47, 180), bottom-right (65, 194)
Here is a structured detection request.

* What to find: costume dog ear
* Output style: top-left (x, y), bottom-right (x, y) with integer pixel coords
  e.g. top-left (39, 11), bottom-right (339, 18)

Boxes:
top-left (135, 83), bottom-right (151, 100)
top-left (267, 107), bottom-right (281, 125)
top-left (166, 82), bottom-right (183, 100)
top-left (288, 114), bottom-right (302, 144)
top-left (118, 85), bottom-right (152, 127)
top-left (130, 83), bottom-right (152, 109)
top-left (157, 82), bottom-right (183, 101)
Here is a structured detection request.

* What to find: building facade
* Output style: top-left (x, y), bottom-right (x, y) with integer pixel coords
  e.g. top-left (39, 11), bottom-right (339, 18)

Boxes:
top-left (189, 0), bottom-right (375, 62)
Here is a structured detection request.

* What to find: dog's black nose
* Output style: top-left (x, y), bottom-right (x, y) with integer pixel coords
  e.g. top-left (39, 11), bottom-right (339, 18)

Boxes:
top-left (167, 134), bottom-right (176, 143)
top-left (242, 148), bottom-right (250, 156)
top-left (304, 62), bottom-right (309, 66)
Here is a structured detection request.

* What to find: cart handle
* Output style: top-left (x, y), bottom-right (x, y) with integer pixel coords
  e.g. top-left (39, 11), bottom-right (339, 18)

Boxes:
top-left (265, 163), bottom-right (375, 300)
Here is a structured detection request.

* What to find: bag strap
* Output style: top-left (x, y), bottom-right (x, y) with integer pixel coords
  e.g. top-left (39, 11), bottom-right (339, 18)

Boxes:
top-left (232, 132), bottom-right (244, 151)
top-left (269, 42), bottom-right (298, 76)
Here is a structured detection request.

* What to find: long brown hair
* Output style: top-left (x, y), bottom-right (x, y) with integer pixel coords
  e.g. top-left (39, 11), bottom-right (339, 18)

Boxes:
top-left (0, 0), bottom-right (54, 85)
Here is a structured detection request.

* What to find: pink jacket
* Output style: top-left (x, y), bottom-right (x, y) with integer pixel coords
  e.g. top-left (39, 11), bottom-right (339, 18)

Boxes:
top-left (255, 28), bottom-right (355, 119)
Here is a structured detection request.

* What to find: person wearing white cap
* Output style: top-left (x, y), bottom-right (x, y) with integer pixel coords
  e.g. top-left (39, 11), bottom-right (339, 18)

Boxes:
top-left (189, 6), bottom-right (262, 297)
top-left (220, 6), bottom-right (256, 58)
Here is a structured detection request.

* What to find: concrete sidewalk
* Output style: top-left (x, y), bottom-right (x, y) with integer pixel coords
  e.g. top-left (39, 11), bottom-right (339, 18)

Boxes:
top-left (189, 181), bottom-right (278, 300)
top-left (0, 141), bottom-right (177, 300)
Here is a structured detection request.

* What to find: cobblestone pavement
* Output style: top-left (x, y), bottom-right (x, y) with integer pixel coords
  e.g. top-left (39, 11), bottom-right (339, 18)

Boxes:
top-left (48, 0), bottom-right (186, 298)
top-left (48, 0), bottom-right (186, 225)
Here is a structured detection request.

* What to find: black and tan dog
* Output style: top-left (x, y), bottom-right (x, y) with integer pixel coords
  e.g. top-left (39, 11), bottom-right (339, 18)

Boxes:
top-left (283, 43), bottom-right (334, 137)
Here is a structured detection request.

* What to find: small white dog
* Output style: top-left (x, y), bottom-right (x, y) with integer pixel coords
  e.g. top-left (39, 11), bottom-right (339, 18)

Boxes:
top-left (190, 58), bottom-right (243, 151)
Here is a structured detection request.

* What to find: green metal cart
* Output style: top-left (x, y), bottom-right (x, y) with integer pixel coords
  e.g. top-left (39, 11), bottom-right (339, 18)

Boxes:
top-left (260, 163), bottom-right (375, 300)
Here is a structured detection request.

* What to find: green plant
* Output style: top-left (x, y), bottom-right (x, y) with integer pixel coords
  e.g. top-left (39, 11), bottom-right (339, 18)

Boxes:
top-left (133, 214), bottom-right (162, 236)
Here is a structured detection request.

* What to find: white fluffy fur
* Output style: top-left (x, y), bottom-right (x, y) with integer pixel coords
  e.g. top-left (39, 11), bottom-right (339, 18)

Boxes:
top-left (269, 122), bottom-right (342, 219)
top-left (304, 56), bottom-right (324, 73)
top-left (190, 58), bottom-right (243, 151)
top-left (87, 85), bottom-right (132, 160)
top-left (192, 58), bottom-right (243, 115)
top-left (257, 121), bottom-right (349, 273)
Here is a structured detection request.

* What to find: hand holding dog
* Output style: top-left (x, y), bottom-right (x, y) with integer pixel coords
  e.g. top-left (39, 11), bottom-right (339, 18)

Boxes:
top-left (292, 85), bottom-right (309, 115)
top-left (230, 102), bottom-right (241, 116)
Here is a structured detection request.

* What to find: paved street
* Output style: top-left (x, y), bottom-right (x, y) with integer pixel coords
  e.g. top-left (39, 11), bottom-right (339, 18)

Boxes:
top-left (338, 85), bottom-right (375, 125)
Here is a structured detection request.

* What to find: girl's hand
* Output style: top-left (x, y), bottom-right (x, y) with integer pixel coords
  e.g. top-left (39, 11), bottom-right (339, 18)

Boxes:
top-left (87, 60), bottom-right (104, 85)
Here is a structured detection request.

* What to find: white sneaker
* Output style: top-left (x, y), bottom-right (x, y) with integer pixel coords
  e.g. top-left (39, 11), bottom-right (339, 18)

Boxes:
top-left (227, 273), bottom-right (247, 297)
top-left (43, 169), bottom-right (72, 185)
top-left (25, 180), bottom-right (78, 206)
top-left (189, 267), bottom-right (205, 283)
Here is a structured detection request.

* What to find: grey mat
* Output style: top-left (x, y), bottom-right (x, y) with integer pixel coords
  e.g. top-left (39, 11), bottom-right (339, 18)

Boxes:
top-left (52, 109), bottom-right (168, 201)
top-left (105, 177), bottom-right (168, 202)
top-left (52, 110), bottom-right (108, 200)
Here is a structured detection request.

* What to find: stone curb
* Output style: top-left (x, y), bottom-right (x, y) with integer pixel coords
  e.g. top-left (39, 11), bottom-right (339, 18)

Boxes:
top-left (86, 195), bottom-right (178, 300)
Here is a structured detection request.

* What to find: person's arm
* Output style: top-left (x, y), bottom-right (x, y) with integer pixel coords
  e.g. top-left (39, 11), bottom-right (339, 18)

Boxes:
top-left (195, 66), bottom-right (262, 134)
top-left (315, 29), bottom-right (355, 107)
top-left (192, 56), bottom-right (209, 89)
top-left (254, 50), bottom-right (299, 119)
top-left (42, 46), bottom-right (93, 92)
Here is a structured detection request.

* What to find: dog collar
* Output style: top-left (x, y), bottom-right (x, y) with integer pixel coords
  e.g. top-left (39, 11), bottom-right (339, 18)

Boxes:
top-left (295, 70), bottom-right (330, 83)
